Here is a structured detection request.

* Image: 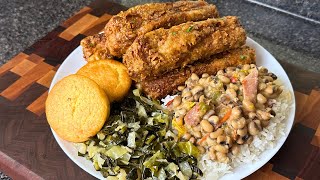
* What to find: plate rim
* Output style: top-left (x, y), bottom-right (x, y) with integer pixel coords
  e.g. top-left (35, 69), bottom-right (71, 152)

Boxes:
top-left (49, 37), bottom-right (296, 180)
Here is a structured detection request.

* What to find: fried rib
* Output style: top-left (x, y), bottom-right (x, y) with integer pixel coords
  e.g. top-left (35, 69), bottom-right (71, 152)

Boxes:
top-left (138, 46), bottom-right (256, 99)
top-left (80, 34), bottom-right (112, 62)
top-left (104, 0), bottom-right (219, 57)
top-left (124, 16), bottom-right (246, 82)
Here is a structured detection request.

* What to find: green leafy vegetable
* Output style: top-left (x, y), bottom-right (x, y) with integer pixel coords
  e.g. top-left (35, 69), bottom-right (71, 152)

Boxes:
top-left (186, 25), bottom-right (194, 32)
top-left (106, 146), bottom-right (128, 160)
top-left (76, 90), bottom-right (203, 179)
top-left (240, 55), bottom-right (247, 60)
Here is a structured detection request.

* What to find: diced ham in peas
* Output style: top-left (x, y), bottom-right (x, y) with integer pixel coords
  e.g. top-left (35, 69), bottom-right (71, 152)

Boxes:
top-left (172, 64), bottom-right (283, 163)
top-left (242, 68), bottom-right (258, 103)
top-left (184, 103), bottom-right (203, 126)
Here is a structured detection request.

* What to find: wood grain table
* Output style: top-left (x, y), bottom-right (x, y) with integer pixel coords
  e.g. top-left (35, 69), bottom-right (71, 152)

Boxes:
top-left (0, 0), bottom-right (319, 179)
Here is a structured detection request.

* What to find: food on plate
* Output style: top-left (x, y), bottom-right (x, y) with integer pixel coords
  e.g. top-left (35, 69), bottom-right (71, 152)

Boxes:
top-left (80, 33), bottom-right (111, 62)
top-left (124, 16), bottom-right (246, 81)
top-left (46, 74), bottom-right (110, 142)
top-left (168, 64), bottom-right (283, 163)
top-left (138, 46), bottom-right (255, 99)
top-left (51, 1), bottom-right (293, 179)
top-left (77, 59), bottom-right (132, 102)
top-left (75, 91), bottom-right (203, 179)
top-left (90, 0), bottom-right (219, 58)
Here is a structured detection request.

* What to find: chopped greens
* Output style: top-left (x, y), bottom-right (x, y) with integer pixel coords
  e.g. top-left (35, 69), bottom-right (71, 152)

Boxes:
top-left (76, 90), bottom-right (203, 179)
top-left (240, 55), bottom-right (247, 60)
top-left (186, 25), bottom-right (194, 32)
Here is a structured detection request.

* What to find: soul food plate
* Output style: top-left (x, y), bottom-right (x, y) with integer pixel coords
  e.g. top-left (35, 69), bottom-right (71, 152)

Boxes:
top-left (49, 37), bottom-right (296, 179)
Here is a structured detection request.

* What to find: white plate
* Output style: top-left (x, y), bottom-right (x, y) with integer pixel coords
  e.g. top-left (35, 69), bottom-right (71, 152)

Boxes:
top-left (49, 37), bottom-right (296, 180)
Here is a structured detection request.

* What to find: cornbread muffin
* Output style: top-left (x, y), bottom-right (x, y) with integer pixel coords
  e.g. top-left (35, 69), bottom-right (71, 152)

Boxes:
top-left (77, 59), bottom-right (132, 102)
top-left (46, 74), bottom-right (110, 142)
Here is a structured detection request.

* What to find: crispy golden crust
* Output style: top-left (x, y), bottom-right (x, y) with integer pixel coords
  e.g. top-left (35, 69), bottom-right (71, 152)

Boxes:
top-left (139, 46), bottom-right (256, 99)
top-left (124, 16), bottom-right (247, 82)
top-left (104, 0), bottom-right (219, 57)
top-left (80, 34), bottom-right (112, 62)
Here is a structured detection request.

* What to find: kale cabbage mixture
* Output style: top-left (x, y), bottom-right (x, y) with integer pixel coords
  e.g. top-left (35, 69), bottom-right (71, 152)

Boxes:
top-left (75, 90), bottom-right (202, 180)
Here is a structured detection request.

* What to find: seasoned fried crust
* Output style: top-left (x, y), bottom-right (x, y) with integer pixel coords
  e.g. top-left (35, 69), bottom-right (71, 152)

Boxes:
top-left (124, 16), bottom-right (247, 82)
top-left (104, 0), bottom-right (219, 57)
top-left (138, 46), bottom-right (256, 99)
top-left (80, 34), bottom-right (112, 62)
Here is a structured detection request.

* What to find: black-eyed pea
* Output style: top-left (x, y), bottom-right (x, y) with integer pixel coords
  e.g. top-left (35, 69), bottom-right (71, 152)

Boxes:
top-left (231, 107), bottom-right (242, 120)
top-left (182, 91), bottom-right (192, 98)
top-left (231, 145), bottom-right (240, 155)
top-left (217, 135), bottom-right (226, 144)
top-left (231, 119), bottom-right (239, 129)
top-left (253, 120), bottom-right (262, 130)
top-left (191, 73), bottom-right (199, 81)
top-left (237, 126), bottom-right (247, 137)
top-left (200, 120), bottom-right (214, 133)
top-left (210, 128), bottom-right (224, 139)
top-left (176, 109), bottom-right (187, 117)
top-left (259, 83), bottom-right (267, 91)
top-left (226, 136), bottom-right (233, 147)
top-left (189, 137), bottom-right (196, 144)
top-left (261, 120), bottom-right (270, 127)
top-left (209, 147), bottom-right (216, 160)
top-left (173, 96), bottom-right (182, 107)
top-left (264, 85), bottom-right (273, 95)
top-left (243, 64), bottom-right (250, 70)
top-left (218, 75), bottom-right (230, 84)
top-left (257, 93), bottom-right (267, 104)
top-left (229, 83), bottom-right (239, 91)
top-left (206, 137), bottom-right (216, 146)
top-left (191, 85), bottom-right (204, 95)
top-left (216, 152), bottom-right (230, 163)
top-left (237, 117), bottom-right (246, 129)
top-left (184, 96), bottom-right (194, 102)
top-left (183, 133), bottom-right (191, 140)
top-left (214, 144), bottom-right (228, 153)
top-left (250, 64), bottom-right (256, 68)
top-left (217, 70), bottom-right (224, 75)
top-left (224, 126), bottom-right (233, 135)
top-left (248, 121), bottom-right (260, 135)
top-left (197, 146), bottom-right (206, 154)
top-left (237, 137), bottom-right (244, 145)
top-left (246, 136), bottom-right (254, 144)
top-left (203, 110), bottom-right (215, 120)
top-left (194, 94), bottom-right (200, 101)
top-left (258, 67), bottom-right (268, 74)
top-left (263, 76), bottom-right (273, 83)
top-left (257, 110), bottom-right (271, 121)
top-left (199, 95), bottom-right (205, 103)
top-left (199, 78), bottom-right (207, 85)
top-left (255, 103), bottom-right (265, 110)
top-left (226, 88), bottom-right (237, 99)
top-left (194, 131), bottom-right (202, 138)
top-left (202, 73), bottom-right (209, 78)
top-left (177, 85), bottom-right (185, 91)
top-left (208, 115), bottom-right (219, 124)
top-left (193, 125), bottom-right (201, 132)
top-left (248, 112), bottom-right (256, 119)
top-left (242, 99), bottom-right (255, 112)
top-left (239, 71), bottom-right (246, 78)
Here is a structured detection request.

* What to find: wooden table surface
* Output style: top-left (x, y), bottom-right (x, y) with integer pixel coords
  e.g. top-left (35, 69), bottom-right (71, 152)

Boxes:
top-left (0, 0), bottom-right (319, 179)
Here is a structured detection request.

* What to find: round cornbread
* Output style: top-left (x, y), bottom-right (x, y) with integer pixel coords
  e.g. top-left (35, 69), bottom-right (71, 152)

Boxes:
top-left (77, 59), bottom-right (132, 102)
top-left (46, 74), bottom-right (110, 142)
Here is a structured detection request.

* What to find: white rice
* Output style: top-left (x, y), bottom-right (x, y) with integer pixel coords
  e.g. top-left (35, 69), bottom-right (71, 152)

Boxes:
top-left (162, 87), bottom-right (293, 180)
